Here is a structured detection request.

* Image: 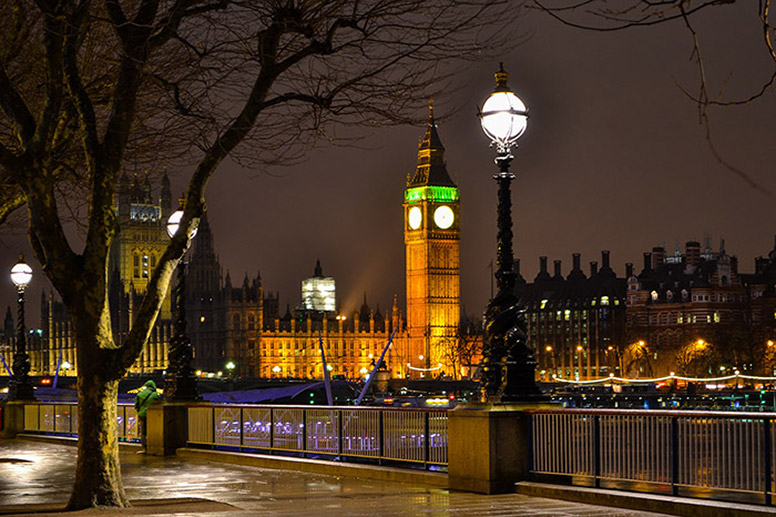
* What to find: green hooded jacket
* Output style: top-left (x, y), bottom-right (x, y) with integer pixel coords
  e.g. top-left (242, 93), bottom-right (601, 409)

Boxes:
top-left (134, 380), bottom-right (161, 418)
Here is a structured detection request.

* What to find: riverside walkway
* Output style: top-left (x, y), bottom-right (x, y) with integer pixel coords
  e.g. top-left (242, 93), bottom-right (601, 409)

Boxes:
top-left (0, 438), bottom-right (668, 516)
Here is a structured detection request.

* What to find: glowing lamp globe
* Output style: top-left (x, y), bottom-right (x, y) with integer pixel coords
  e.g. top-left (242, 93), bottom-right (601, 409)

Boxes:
top-left (479, 64), bottom-right (528, 148)
top-left (10, 257), bottom-right (32, 288)
top-left (166, 209), bottom-right (198, 239)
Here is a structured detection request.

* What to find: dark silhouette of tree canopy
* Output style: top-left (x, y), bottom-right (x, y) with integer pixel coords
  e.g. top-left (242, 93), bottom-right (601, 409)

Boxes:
top-left (0, 0), bottom-right (523, 509)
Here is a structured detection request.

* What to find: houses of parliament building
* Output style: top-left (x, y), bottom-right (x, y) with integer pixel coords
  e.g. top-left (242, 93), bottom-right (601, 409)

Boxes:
top-left (11, 108), bottom-right (470, 381)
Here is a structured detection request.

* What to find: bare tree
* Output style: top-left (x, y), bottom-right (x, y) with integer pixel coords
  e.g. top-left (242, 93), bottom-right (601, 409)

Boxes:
top-left (439, 335), bottom-right (482, 380)
top-left (533, 0), bottom-right (775, 192)
top-left (0, 0), bottom-right (524, 509)
top-left (675, 339), bottom-right (716, 377)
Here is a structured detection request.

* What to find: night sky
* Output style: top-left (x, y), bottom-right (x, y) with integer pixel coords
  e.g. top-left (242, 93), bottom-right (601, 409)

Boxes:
top-left (1, 3), bottom-right (774, 326)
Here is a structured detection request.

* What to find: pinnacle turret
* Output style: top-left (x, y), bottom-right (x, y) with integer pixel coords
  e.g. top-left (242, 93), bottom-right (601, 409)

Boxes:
top-left (407, 102), bottom-right (456, 188)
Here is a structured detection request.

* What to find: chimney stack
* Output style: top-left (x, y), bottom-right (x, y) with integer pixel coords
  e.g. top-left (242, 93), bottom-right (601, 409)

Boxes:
top-left (625, 262), bottom-right (634, 278)
top-left (686, 241), bottom-right (701, 267)
top-left (590, 261), bottom-right (598, 276)
top-left (601, 250), bottom-right (611, 270)
top-left (553, 260), bottom-right (562, 279)
top-left (651, 246), bottom-right (665, 269)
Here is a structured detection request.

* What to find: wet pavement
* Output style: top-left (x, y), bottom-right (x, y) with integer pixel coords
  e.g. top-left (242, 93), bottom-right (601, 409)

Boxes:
top-left (0, 439), bottom-right (672, 516)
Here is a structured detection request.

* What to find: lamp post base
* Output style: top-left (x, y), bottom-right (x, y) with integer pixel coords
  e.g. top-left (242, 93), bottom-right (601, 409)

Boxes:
top-left (164, 370), bottom-right (201, 402)
top-left (7, 376), bottom-right (35, 401)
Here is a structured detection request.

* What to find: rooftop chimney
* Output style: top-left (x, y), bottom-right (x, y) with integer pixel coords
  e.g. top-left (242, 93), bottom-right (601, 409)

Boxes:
top-left (601, 250), bottom-right (611, 270)
top-left (568, 252), bottom-right (587, 281)
top-left (590, 261), bottom-right (598, 276)
top-left (652, 246), bottom-right (665, 269)
top-left (553, 260), bottom-right (562, 279)
top-left (535, 256), bottom-right (551, 282)
top-left (686, 241), bottom-right (701, 267)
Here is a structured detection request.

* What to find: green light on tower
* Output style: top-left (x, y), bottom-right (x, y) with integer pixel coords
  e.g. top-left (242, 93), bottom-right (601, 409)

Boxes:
top-left (405, 186), bottom-right (459, 204)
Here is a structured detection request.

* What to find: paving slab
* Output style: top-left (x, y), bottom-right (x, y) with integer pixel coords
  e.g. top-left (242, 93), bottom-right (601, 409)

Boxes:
top-left (1, 439), bottom-right (671, 516)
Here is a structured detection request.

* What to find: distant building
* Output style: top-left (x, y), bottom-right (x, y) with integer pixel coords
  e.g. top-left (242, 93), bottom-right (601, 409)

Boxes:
top-left (515, 251), bottom-right (627, 381)
top-left (301, 261), bottom-right (336, 312)
top-left (23, 111), bottom-right (475, 382)
top-left (625, 240), bottom-right (749, 378)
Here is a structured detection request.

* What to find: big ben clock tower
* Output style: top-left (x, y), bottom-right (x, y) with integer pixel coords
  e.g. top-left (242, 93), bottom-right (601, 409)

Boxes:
top-left (404, 105), bottom-right (460, 376)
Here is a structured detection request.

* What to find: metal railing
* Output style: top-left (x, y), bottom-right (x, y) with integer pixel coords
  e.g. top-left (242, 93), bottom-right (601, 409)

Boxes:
top-left (22, 403), bottom-right (139, 442)
top-left (187, 404), bottom-right (448, 470)
top-left (530, 408), bottom-right (776, 505)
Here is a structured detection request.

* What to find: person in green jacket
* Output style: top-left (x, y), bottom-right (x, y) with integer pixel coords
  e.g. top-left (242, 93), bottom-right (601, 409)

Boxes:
top-left (134, 379), bottom-right (161, 453)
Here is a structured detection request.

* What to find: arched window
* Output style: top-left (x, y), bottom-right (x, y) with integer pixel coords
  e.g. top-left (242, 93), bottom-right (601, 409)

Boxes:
top-left (650, 290), bottom-right (658, 302)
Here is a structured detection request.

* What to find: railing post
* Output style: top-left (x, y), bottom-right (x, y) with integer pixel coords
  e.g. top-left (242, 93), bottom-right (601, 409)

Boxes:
top-left (424, 411), bottom-right (431, 468)
top-left (303, 409), bottom-right (308, 457)
top-left (337, 409), bottom-right (343, 458)
top-left (526, 412), bottom-right (534, 481)
top-left (269, 407), bottom-right (274, 454)
top-left (240, 407), bottom-right (244, 451)
top-left (211, 406), bottom-right (216, 450)
top-left (593, 414), bottom-right (601, 488)
top-left (379, 409), bottom-right (384, 466)
top-left (765, 418), bottom-right (772, 506)
top-left (671, 416), bottom-right (679, 497)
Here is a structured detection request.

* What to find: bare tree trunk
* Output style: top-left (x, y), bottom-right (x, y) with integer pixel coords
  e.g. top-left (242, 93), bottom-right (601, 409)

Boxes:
top-left (67, 316), bottom-right (127, 509)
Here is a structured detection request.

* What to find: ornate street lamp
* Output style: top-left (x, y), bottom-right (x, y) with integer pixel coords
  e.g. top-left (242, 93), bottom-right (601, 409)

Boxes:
top-left (8, 255), bottom-right (35, 401)
top-left (478, 64), bottom-right (542, 402)
top-left (164, 206), bottom-right (201, 401)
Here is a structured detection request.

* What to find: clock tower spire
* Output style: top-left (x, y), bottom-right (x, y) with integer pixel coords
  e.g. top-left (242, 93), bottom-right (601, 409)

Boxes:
top-left (403, 103), bottom-right (461, 377)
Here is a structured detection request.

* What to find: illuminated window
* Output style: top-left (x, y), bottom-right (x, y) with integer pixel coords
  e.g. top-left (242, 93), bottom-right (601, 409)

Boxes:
top-left (601, 296), bottom-right (609, 306)
top-left (540, 299), bottom-right (548, 309)
top-left (714, 312), bottom-right (720, 323)
top-left (651, 291), bottom-right (658, 301)
top-left (564, 310), bottom-right (571, 321)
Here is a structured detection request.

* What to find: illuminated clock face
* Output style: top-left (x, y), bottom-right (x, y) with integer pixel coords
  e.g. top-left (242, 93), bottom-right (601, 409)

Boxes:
top-left (408, 206), bottom-right (422, 229)
top-left (433, 205), bottom-right (455, 229)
